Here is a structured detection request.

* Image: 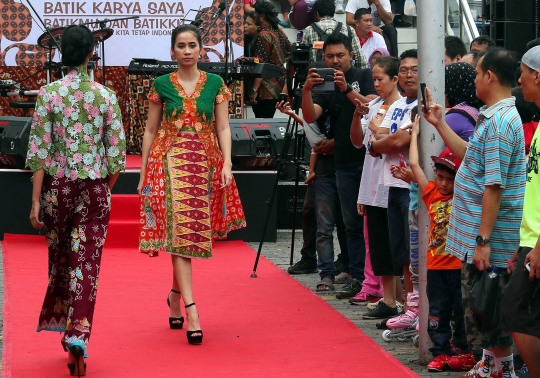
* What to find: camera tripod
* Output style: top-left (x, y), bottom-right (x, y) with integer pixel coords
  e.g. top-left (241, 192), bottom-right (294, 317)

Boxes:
top-left (250, 84), bottom-right (309, 278)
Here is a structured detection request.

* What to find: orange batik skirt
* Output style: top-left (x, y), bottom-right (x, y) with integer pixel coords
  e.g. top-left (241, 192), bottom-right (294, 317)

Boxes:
top-left (139, 130), bottom-right (246, 258)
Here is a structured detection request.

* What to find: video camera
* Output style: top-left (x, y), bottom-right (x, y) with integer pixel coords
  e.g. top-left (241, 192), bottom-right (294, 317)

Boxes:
top-left (290, 43), bottom-right (311, 68)
top-left (286, 43), bottom-right (312, 98)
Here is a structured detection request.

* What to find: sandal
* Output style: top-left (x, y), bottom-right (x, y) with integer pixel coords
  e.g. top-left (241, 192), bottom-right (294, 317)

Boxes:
top-left (316, 277), bottom-right (334, 292)
top-left (185, 303), bottom-right (203, 345)
top-left (167, 289), bottom-right (184, 329)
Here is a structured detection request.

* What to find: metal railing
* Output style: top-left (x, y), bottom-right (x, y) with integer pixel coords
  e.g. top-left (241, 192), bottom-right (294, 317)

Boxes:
top-left (445, 0), bottom-right (480, 47)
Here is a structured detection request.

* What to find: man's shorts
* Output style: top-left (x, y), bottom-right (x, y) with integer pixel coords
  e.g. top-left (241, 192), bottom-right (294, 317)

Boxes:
top-left (461, 262), bottom-right (513, 350)
top-left (500, 247), bottom-right (540, 338)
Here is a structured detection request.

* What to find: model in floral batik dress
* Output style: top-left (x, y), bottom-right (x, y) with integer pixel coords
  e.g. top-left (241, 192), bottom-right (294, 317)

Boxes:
top-left (137, 24), bottom-right (246, 345)
top-left (27, 25), bottom-right (126, 377)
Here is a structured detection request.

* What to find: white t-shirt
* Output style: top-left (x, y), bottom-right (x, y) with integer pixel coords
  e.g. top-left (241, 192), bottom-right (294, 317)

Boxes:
top-left (360, 32), bottom-right (387, 62)
top-left (345, 0), bottom-right (392, 27)
top-left (379, 96), bottom-right (417, 188)
top-left (357, 96), bottom-right (393, 208)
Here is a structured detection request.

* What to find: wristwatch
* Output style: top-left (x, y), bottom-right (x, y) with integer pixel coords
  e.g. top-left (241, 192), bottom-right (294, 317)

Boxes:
top-left (475, 235), bottom-right (491, 246)
top-left (367, 140), bottom-right (375, 152)
top-left (342, 84), bottom-right (353, 95)
top-left (251, 88), bottom-right (258, 94)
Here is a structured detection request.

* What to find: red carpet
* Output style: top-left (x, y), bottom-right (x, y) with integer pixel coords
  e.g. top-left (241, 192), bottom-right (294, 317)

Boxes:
top-left (125, 154), bottom-right (142, 170)
top-left (2, 234), bottom-right (418, 378)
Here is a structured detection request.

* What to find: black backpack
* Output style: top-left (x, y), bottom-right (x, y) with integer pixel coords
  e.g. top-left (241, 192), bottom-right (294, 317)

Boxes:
top-left (310, 21), bottom-right (352, 63)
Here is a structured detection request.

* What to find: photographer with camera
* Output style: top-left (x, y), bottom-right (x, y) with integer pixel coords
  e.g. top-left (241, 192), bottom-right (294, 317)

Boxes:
top-left (302, 32), bottom-right (377, 296)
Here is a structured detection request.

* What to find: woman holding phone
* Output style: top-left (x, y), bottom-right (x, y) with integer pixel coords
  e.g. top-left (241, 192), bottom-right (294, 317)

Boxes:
top-left (350, 56), bottom-right (406, 316)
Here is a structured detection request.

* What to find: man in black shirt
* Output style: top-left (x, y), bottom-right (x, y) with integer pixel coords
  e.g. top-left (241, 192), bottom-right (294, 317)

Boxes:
top-left (302, 32), bottom-right (377, 296)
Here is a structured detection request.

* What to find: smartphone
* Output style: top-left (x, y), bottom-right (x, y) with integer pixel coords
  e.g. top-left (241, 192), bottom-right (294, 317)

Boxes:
top-left (420, 83), bottom-right (427, 111)
top-left (400, 105), bottom-right (418, 130)
top-left (526, 262), bottom-right (531, 272)
top-left (312, 68), bottom-right (335, 93)
top-left (278, 93), bottom-right (288, 103)
top-left (410, 105), bottom-right (418, 122)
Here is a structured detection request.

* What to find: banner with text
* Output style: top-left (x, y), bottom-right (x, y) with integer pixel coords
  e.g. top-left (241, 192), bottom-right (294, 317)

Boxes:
top-left (0, 0), bottom-right (245, 66)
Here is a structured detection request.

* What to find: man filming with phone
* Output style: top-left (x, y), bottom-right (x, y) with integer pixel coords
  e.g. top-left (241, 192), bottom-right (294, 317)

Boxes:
top-left (302, 32), bottom-right (377, 297)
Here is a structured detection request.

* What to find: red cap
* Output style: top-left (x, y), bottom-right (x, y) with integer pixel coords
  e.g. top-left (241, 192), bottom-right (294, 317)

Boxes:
top-left (431, 148), bottom-right (461, 172)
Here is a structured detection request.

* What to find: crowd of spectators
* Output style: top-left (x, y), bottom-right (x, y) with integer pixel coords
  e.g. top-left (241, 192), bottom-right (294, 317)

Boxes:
top-left (242, 1), bottom-right (540, 377)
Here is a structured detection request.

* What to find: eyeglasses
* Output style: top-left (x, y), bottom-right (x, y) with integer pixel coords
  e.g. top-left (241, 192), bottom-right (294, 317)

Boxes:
top-left (399, 68), bottom-right (418, 75)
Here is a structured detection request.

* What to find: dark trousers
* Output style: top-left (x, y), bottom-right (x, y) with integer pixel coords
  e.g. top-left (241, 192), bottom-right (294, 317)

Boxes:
top-left (381, 25), bottom-right (398, 57)
top-left (336, 166), bottom-right (365, 282)
top-left (391, 0), bottom-right (405, 14)
top-left (301, 178), bottom-right (348, 269)
top-left (252, 99), bottom-right (278, 118)
top-left (299, 183), bottom-right (317, 264)
top-left (427, 269), bottom-right (468, 356)
top-left (37, 175), bottom-right (111, 355)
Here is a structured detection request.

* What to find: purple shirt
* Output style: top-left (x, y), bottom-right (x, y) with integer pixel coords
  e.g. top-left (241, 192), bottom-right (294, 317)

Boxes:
top-left (446, 112), bottom-right (475, 142)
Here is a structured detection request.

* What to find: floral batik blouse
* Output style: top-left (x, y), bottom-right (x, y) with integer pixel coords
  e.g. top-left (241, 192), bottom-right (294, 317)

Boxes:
top-left (26, 65), bottom-right (126, 179)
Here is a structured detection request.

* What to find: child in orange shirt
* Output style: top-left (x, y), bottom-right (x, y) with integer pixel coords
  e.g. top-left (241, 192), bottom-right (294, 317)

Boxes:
top-left (408, 116), bottom-right (472, 373)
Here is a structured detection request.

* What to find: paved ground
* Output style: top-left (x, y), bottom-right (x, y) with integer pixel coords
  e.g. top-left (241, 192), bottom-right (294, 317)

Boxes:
top-left (0, 233), bottom-right (464, 377)
top-left (248, 231), bottom-right (464, 378)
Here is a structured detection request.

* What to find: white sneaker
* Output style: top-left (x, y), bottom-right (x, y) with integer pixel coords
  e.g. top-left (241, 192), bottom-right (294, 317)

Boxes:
top-left (335, 0), bottom-right (344, 14)
top-left (366, 298), bottom-right (382, 310)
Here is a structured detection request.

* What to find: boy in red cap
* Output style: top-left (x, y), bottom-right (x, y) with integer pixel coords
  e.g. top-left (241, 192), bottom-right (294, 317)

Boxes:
top-left (408, 115), bottom-right (473, 372)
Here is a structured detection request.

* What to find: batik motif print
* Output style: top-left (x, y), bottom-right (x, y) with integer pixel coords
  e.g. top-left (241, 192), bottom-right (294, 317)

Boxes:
top-left (26, 65), bottom-right (126, 179)
top-left (139, 71), bottom-right (247, 258)
top-left (37, 176), bottom-right (111, 357)
top-left (165, 131), bottom-right (212, 258)
top-left (252, 27), bottom-right (291, 100)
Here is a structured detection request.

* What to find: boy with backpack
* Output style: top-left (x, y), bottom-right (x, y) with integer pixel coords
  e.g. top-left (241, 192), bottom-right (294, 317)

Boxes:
top-left (301, 0), bottom-right (368, 69)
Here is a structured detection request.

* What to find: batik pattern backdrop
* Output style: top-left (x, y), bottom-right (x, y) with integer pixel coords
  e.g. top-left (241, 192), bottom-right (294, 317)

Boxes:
top-left (0, 67), bottom-right (131, 125)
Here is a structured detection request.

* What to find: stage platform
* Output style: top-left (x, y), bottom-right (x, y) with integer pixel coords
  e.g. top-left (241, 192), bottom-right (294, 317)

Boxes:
top-left (0, 155), bottom-right (278, 242)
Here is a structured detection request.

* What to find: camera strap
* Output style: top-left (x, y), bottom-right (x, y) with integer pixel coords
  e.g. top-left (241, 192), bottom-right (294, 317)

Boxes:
top-left (327, 90), bottom-right (347, 139)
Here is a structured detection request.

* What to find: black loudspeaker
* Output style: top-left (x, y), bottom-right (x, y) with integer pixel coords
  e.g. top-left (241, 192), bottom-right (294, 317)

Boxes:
top-left (0, 116), bottom-right (32, 169)
top-left (498, 0), bottom-right (538, 22)
top-left (230, 118), bottom-right (309, 171)
top-left (483, 0), bottom-right (539, 58)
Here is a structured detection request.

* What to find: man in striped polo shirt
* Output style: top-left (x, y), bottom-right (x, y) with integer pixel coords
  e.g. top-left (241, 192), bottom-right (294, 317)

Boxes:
top-left (423, 48), bottom-right (526, 378)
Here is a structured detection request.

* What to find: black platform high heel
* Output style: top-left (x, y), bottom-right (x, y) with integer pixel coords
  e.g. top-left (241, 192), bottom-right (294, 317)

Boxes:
top-left (167, 289), bottom-right (184, 329)
top-left (185, 302), bottom-right (203, 345)
top-left (67, 345), bottom-right (86, 377)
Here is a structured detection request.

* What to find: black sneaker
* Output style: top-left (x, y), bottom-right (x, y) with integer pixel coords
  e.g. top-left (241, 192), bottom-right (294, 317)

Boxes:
top-left (362, 301), bottom-right (399, 319)
top-left (287, 260), bottom-right (318, 275)
top-left (393, 18), bottom-right (412, 28)
top-left (335, 278), bottom-right (362, 299)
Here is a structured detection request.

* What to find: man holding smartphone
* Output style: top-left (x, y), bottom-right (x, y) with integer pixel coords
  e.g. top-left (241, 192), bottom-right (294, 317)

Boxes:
top-left (499, 45), bottom-right (540, 378)
top-left (302, 32), bottom-right (377, 296)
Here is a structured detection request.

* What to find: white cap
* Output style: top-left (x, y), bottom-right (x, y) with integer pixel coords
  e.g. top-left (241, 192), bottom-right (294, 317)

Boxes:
top-left (522, 46), bottom-right (540, 71)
